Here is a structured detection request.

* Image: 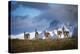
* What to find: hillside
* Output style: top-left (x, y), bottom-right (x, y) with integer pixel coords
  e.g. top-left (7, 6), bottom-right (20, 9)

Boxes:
top-left (9, 38), bottom-right (78, 53)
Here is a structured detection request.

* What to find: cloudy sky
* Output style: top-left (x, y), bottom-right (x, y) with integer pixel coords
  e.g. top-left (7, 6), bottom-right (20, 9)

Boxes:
top-left (9, 1), bottom-right (78, 35)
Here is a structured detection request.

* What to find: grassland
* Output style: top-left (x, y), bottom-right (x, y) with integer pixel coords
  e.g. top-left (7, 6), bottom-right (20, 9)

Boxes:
top-left (9, 38), bottom-right (78, 53)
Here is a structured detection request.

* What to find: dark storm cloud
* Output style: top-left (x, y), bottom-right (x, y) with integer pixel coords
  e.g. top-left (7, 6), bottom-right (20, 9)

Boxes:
top-left (10, 1), bottom-right (18, 11)
top-left (10, 1), bottom-right (78, 35)
top-left (10, 1), bottom-right (49, 11)
top-left (11, 15), bottom-right (49, 35)
top-left (35, 4), bottom-right (78, 25)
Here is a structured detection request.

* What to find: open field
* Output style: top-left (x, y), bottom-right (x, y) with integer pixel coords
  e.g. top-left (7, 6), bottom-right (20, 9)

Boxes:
top-left (9, 38), bottom-right (78, 53)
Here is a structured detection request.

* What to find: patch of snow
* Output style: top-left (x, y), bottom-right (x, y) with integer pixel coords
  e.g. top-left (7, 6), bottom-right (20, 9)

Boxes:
top-left (58, 28), bottom-right (62, 31)
top-left (10, 33), bottom-right (24, 39)
top-left (53, 30), bottom-right (57, 35)
top-left (29, 32), bottom-right (35, 39)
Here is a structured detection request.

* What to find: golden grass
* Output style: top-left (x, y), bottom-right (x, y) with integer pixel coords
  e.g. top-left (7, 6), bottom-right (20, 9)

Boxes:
top-left (9, 38), bottom-right (78, 53)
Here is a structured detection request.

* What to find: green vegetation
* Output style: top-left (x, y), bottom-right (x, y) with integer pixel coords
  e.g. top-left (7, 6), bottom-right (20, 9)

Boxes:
top-left (9, 38), bottom-right (78, 53)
